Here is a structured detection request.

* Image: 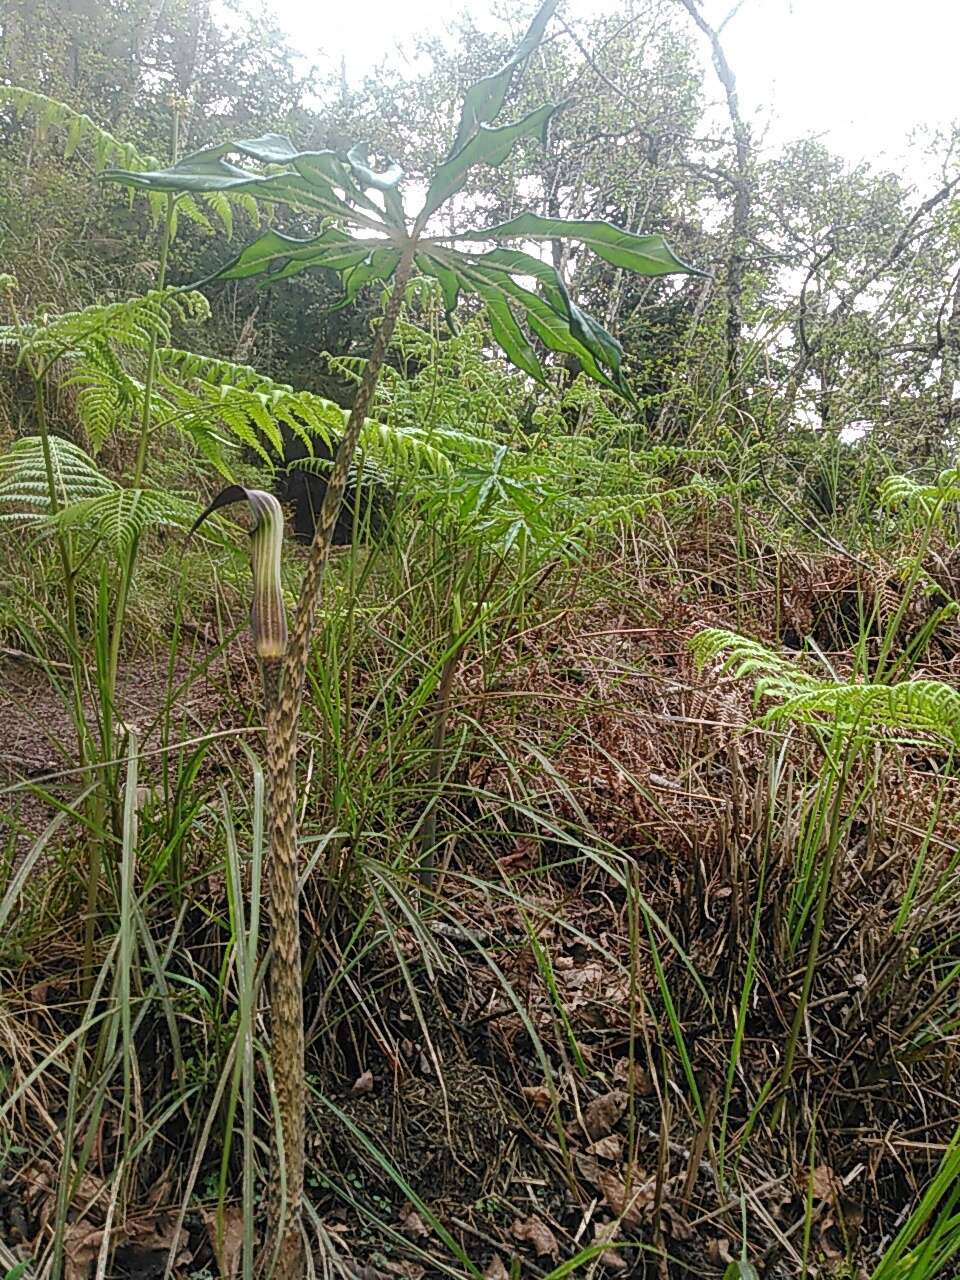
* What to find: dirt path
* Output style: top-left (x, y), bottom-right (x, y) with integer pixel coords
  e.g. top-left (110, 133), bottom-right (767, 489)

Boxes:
top-left (0, 634), bottom-right (259, 854)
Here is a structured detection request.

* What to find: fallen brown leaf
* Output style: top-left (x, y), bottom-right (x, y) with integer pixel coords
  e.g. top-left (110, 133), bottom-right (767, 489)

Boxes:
top-left (511, 1215), bottom-right (559, 1259)
top-left (598, 1170), bottom-right (654, 1230)
top-left (583, 1089), bottom-right (628, 1140)
top-left (383, 1261), bottom-right (426, 1279)
top-left (398, 1202), bottom-right (431, 1239)
top-left (586, 1134), bottom-right (623, 1161)
top-left (575, 1152), bottom-right (604, 1187)
top-left (352, 1069), bottom-right (375, 1095)
top-left (522, 1084), bottom-right (553, 1112)
top-left (707, 1236), bottom-right (735, 1266)
top-left (202, 1204), bottom-right (245, 1278)
top-left (483, 1254), bottom-right (510, 1280)
top-left (121, 1215), bottom-right (193, 1274)
top-left (818, 1211), bottom-right (844, 1260)
top-left (612, 1059), bottom-right (655, 1095)
top-left (64, 1222), bottom-right (103, 1280)
top-left (661, 1202), bottom-right (693, 1240)
top-left (811, 1163), bottom-right (841, 1201)
top-left (593, 1221), bottom-right (627, 1272)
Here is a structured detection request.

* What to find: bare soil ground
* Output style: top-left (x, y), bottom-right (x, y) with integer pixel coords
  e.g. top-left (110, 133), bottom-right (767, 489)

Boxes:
top-left (0, 633), bottom-right (259, 855)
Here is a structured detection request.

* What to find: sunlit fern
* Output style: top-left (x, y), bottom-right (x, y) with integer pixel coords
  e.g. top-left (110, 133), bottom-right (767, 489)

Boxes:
top-left (63, 340), bottom-right (139, 453)
top-left (158, 347), bottom-right (464, 480)
top-left (0, 87), bottom-right (257, 234)
top-left (691, 627), bottom-right (960, 753)
top-left (879, 465), bottom-right (960, 523)
top-left (0, 435), bottom-right (213, 556)
top-left (369, 310), bottom-right (737, 549)
top-left (0, 436), bottom-right (115, 516)
top-left (2, 290), bottom-right (210, 366)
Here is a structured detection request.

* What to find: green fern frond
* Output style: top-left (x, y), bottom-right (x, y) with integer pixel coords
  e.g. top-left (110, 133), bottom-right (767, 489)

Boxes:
top-left (162, 378), bottom-right (342, 468)
top-left (158, 350), bottom-right (346, 446)
top-left (692, 628), bottom-right (826, 698)
top-left (0, 438), bottom-right (211, 555)
top-left (201, 192), bottom-right (234, 239)
top-left (774, 680), bottom-right (960, 750)
top-left (1, 89), bottom-right (260, 240)
top-left (691, 627), bottom-right (960, 753)
top-left (0, 436), bottom-right (115, 517)
top-left (4, 290), bottom-right (209, 365)
top-left (54, 488), bottom-right (204, 555)
top-left (324, 353), bottom-right (369, 386)
top-left (2, 294), bottom-right (207, 454)
top-left (879, 466), bottom-right (960, 519)
top-left (176, 193), bottom-right (215, 233)
top-left (284, 454), bottom-right (393, 493)
top-left (0, 86), bottom-right (157, 171)
top-left (65, 340), bottom-right (139, 452)
top-left (157, 348), bottom-right (285, 392)
top-left (358, 422), bottom-right (454, 477)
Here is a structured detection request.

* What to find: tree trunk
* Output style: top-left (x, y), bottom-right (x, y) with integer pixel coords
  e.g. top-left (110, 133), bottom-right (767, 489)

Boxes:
top-left (677, 1), bottom-right (751, 415)
top-left (937, 267), bottom-right (960, 444)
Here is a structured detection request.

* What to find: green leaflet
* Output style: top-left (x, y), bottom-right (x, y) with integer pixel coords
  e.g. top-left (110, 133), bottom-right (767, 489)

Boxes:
top-left (478, 246), bottom-right (569, 311)
top-left (419, 247), bottom-right (635, 400)
top-left (339, 248), bottom-right (403, 307)
top-left (104, 132), bottom-right (407, 229)
top-left (448, 0), bottom-right (560, 157)
top-left (194, 230), bottom-right (402, 304)
top-left (422, 103), bottom-right (559, 218)
top-left (415, 255), bottom-right (462, 325)
top-left (474, 287), bottom-right (546, 383)
top-left (205, 228), bottom-right (374, 286)
top-left (106, 146), bottom-right (260, 192)
top-left (230, 133), bottom-right (301, 164)
top-left (457, 212), bottom-right (705, 277)
top-left (291, 149), bottom-right (393, 219)
top-left (347, 144), bottom-right (406, 227)
top-left (2, 1262), bottom-right (33, 1280)
top-left (345, 143), bottom-right (403, 192)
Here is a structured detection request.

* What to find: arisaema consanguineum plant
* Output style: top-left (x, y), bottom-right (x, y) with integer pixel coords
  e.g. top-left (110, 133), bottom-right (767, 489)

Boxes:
top-left (102, 2), bottom-right (704, 1274)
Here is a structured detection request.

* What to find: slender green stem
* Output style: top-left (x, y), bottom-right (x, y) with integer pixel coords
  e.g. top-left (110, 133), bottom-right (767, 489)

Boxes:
top-left (103, 113), bottom-right (179, 810)
top-left (131, 191), bottom-right (176, 489)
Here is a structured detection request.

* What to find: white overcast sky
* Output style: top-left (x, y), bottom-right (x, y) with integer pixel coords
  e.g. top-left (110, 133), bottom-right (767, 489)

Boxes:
top-left (272, 0), bottom-right (960, 176)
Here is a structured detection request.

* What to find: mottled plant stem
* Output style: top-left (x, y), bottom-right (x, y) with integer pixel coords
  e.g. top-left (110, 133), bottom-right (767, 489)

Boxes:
top-left (263, 242), bottom-right (417, 1280)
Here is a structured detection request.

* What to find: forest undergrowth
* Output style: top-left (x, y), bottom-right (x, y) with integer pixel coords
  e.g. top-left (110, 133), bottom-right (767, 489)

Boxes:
top-left (3, 470), bottom-right (960, 1280)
